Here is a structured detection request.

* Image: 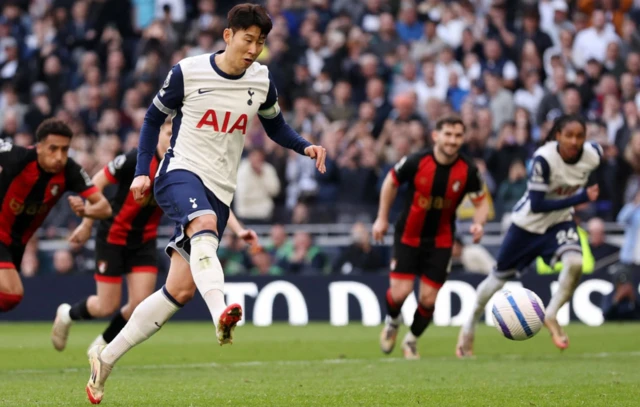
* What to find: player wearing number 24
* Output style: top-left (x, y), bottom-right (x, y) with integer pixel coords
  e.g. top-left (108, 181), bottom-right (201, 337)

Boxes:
top-left (457, 115), bottom-right (602, 357)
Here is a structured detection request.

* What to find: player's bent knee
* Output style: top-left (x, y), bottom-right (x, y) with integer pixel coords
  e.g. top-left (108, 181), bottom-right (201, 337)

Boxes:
top-left (0, 291), bottom-right (23, 312)
top-left (187, 215), bottom-right (218, 237)
top-left (418, 296), bottom-right (437, 309)
top-left (491, 269), bottom-right (515, 281)
top-left (418, 292), bottom-right (438, 309)
top-left (95, 300), bottom-right (120, 318)
top-left (126, 295), bottom-right (150, 312)
top-left (389, 286), bottom-right (413, 304)
top-left (563, 253), bottom-right (583, 273)
top-left (165, 284), bottom-right (196, 305)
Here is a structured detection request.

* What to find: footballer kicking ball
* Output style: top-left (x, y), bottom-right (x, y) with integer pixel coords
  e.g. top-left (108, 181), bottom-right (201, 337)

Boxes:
top-left (491, 287), bottom-right (546, 341)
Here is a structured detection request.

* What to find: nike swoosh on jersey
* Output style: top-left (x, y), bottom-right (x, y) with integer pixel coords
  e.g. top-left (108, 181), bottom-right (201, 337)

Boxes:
top-left (198, 89), bottom-right (214, 94)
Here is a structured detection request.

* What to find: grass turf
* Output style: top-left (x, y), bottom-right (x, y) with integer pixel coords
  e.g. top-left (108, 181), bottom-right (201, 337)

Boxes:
top-left (0, 322), bottom-right (639, 406)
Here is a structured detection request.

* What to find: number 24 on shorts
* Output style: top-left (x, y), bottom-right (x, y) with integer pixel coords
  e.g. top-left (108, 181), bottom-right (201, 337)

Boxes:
top-left (556, 227), bottom-right (578, 245)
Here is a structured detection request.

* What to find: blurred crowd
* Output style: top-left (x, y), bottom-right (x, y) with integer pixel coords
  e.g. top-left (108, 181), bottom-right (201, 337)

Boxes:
top-left (2, 0), bottom-right (640, 276)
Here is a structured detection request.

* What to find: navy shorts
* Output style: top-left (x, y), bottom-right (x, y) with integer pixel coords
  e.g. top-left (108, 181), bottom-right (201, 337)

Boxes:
top-left (154, 169), bottom-right (229, 261)
top-left (495, 221), bottom-right (582, 279)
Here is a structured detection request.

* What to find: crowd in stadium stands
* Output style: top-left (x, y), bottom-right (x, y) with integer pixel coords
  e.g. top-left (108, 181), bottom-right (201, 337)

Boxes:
top-left (1, 0), bottom-right (640, 276)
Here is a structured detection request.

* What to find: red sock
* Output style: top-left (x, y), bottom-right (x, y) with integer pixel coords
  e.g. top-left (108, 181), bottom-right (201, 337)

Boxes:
top-left (386, 289), bottom-right (403, 319)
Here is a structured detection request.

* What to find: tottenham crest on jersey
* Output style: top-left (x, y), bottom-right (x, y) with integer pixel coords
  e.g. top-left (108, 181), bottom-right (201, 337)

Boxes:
top-left (247, 88), bottom-right (255, 105)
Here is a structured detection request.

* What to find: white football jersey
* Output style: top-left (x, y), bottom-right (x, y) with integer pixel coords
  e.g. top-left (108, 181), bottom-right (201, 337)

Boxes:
top-left (510, 141), bottom-right (602, 234)
top-left (152, 51), bottom-right (280, 206)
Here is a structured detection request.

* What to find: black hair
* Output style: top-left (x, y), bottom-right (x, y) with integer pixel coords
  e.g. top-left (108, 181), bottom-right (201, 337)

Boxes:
top-left (35, 118), bottom-right (73, 142)
top-left (227, 3), bottom-right (273, 37)
top-left (435, 115), bottom-right (465, 132)
top-left (546, 115), bottom-right (585, 142)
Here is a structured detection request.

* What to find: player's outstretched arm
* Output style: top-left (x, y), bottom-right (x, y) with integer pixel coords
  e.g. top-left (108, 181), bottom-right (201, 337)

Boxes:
top-left (258, 113), bottom-right (326, 173)
top-left (466, 169), bottom-right (489, 243)
top-left (228, 210), bottom-right (259, 247)
top-left (66, 160), bottom-right (112, 220)
top-left (71, 192), bottom-right (111, 220)
top-left (257, 74), bottom-right (326, 173)
top-left (69, 167), bottom-right (116, 246)
top-left (469, 197), bottom-right (489, 243)
top-left (529, 186), bottom-right (597, 213)
top-left (373, 153), bottom-right (420, 242)
top-left (132, 65), bottom-right (184, 202)
top-left (372, 171), bottom-right (399, 242)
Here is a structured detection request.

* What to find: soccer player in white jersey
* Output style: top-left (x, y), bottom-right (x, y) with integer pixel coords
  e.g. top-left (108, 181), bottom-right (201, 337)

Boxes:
top-left (84, 4), bottom-right (326, 404)
top-left (456, 115), bottom-right (601, 357)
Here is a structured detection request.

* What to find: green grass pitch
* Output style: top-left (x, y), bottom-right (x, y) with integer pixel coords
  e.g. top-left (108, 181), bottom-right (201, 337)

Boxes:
top-left (1, 322), bottom-right (639, 406)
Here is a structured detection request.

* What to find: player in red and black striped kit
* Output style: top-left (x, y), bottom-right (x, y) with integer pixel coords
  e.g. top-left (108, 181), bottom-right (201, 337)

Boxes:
top-left (0, 119), bottom-right (111, 312)
top-left (51, 124), bottom-right (172, 353)
top-left (372, 116), bottom-right (490, 360)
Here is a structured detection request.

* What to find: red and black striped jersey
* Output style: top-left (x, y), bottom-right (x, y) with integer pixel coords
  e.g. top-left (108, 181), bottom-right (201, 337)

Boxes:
top-left (0, 141), bottom-right (98, 247)
top-left (391, 149), bottom-right (485, 249)
top-left (96, 148), bottom-right (163, 247)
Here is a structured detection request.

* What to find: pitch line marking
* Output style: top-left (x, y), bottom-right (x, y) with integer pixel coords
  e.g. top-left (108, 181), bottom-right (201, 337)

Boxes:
top-left (3, 351), bottom-right (640, 375)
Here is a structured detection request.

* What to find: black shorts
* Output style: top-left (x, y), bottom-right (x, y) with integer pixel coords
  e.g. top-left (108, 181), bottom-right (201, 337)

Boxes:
top-left (94, 239), bottom-right (158, 283)
top-left (0, 243), bottom-right (25, 272)
top-left (390, 241), bottom-right (452, 288)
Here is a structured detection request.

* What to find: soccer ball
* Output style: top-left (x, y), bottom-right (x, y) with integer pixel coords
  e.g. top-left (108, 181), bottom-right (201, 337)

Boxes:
top-left (491, 287), bottom-right (546, 341)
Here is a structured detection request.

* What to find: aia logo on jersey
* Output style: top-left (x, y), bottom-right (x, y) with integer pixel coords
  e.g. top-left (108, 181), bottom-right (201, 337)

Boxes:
top-left (196, 109), bottom-right (248, 135)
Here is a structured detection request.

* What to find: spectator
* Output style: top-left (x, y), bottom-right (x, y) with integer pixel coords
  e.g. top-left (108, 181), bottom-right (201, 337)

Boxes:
top-left (572, 9), bottom-right (620, 68)
top-left (218, 234), bottom-right (251, 276)
top-left (235, 148), bottom-right (281, 223)
top-left (587, 217), bottom-right (619, 262)
top-left (541, 0), bottom-right (575, 47)
top-left (495, 159), bottom-right (528, 219)
top-left (484, 70), bottom-right (515, 132)
top-left (514, 69), bottom-right (545, 119)
top-left (617, 190), bottom-right (640, 268)
top-left (284, 231), bottom-right (327, 274)
top-left (410, 15), bottom-right (446, 61)
top-left (53, 249), bottom-right (75, 275)
top-left (333, 222), bottom-right (385, 274)
top-left (265, 224), bottom-right (293, 265)
top-left (249, 246), bottom-right (284, 276)
top-left (601, 263), bottom-right (639, 321)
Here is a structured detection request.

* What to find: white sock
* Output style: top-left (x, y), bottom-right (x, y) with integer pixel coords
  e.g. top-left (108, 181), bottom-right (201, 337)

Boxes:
top-left (463, 273), bottom-right (507, 333)
top-left (404, 331), bottom-right (417, 343)
top-left (386, 314), bottom-right (402, 326)
top-left (100, 287), bottom-right (180, 365)
top-left (190, 232), bottom-right (227, 326)
top-left (546, 252), bottom-right (583, 320)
